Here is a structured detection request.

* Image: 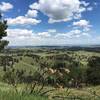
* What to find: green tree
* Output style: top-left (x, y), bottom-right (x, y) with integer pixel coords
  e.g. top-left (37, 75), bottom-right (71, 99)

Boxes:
top-left (0, 13), bottom-right (9, 71)
top-left (0, 13), bottom-right (9, 51)
top-left (86, 56), bottom-right (100, 85)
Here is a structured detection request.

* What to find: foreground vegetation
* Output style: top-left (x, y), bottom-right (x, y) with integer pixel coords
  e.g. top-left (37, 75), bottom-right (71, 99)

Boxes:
top-left (0, 82), bottom-right (100, 100)
top-left (0, 48), bottom-right (100, 99)
top-left (0, 90), bottom-right (47, 100)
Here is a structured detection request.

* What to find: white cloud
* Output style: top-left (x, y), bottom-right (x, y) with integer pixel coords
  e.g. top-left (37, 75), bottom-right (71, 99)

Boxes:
top-left (30, 0), bottom-right (89, 23)
top-left (80, 1), bottom-right (89, 7)
top-left (4, 28), bottom-right (55, 46)
top-left (67, 29), bottom-right (82, 38)
top-left (4, 29), bottom-right (41, 46)
top-left (80, 1), bottom-right (93, 11)
top-left (25, 10), bottom-right (38, 17)
top-left (29, 2), bottom-right (39, 10)
top-left (37, 29), bottom-right (56, 38)
top-left (73, 19), bottom-right (91, 28)
top-left (38, 32), bottom-right (51, 37)
top-left (3, 28), bottom-right (93, 46)
top-left (0, 2), bottom-right (13, 12)
top-left (48, 29), bottom-right (56, 33)
top-left (55, 29), bottom-right (90, 39)
top-left (73, 19), bottom-right (92, 34)
top-left (4, 28), bottom-right (53, 46)
top-left (7, 16), bottom-right (41, 25)
top-left (78, 7), bottom-right (86, 13)
top-left (82, 33), bottom-right (91, 37)
top-left (87, 7), bottom-right (93, 11)
top-left (7, 29), bottom-right (34, 38)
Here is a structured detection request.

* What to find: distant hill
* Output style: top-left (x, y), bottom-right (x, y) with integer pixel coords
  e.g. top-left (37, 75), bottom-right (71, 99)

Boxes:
top-left (8, 44), bottom-right (100, 48)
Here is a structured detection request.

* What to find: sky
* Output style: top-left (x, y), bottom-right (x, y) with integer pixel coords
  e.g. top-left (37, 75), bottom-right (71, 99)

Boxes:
top-left (0, 0), bottom-right (100, 46)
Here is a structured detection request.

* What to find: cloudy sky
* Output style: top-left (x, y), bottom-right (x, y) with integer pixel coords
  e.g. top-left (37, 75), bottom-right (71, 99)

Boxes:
top-left (0, 0), bottom-right (100, 46)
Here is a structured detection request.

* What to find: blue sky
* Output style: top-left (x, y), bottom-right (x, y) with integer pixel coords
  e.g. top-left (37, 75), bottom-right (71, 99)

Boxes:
top-left (0, 0), bottom-right (100, 46)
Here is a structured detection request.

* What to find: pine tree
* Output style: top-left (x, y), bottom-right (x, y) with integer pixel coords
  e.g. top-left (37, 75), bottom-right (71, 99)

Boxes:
top-left (0, 13), bottom-right (9, 51)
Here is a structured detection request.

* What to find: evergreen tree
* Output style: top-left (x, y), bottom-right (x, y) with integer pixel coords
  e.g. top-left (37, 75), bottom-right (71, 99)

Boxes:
top-left (0, 13), bottom-right (9, 51)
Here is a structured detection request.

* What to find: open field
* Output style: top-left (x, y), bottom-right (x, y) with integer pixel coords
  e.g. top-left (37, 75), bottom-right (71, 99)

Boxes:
top-left (0, 48), bottom-right (100, 99)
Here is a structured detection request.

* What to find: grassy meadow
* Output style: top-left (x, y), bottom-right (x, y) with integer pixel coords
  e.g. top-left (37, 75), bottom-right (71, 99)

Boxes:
top-left (0, 48), bottom-right (100, 100)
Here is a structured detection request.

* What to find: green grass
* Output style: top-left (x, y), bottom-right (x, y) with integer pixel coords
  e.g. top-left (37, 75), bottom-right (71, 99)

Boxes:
top-left (0, 82), bottom-right (100, 100)
top-left (0, 90), bottom-right (48, 100)
top-left (0, 84), bottom-right (100, 100)
top-left (13, 56), bottom-right (39, 74)
top-left (0, 82), bottom-right (48, 100)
